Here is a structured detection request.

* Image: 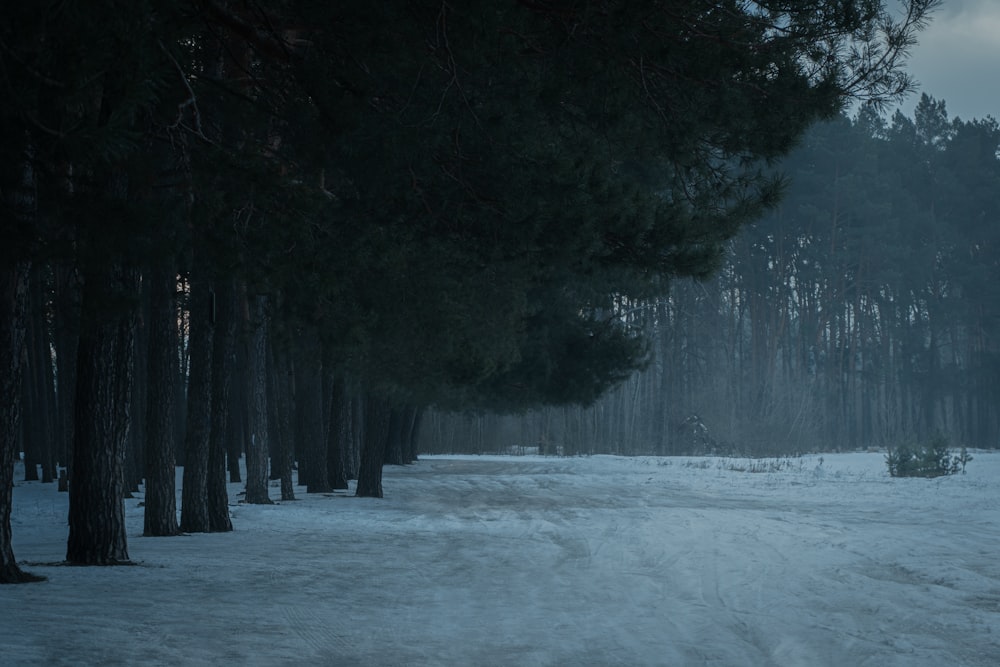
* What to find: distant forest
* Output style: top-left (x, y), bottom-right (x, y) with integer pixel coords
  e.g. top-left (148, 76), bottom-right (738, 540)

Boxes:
top-left (428, 96), bottom-right (1000, 456)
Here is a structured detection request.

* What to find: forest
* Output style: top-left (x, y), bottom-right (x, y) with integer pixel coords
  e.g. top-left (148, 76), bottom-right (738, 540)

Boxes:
top-left (1, 1), bottom-right (940, 583)
top-left (427, 96), bottom-right (1000, 458)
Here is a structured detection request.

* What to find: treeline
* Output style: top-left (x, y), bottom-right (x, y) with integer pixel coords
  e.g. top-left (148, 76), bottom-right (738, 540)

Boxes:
top-left (1, 1), bottom-right (937, 582)
top-left (427, 96), bottom-right (1000, 456)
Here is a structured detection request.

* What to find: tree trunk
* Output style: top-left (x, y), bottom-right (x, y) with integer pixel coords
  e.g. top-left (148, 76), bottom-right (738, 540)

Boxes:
top-left (403, 407), bottom-right (422, 464)
top-left (207, 279), bottom-right (236, 532)
top-left (53, 263), bottom-right (81, 485)
top-left (22, 264), bottom-right (57, 483)
top-left (384, 407), bottom-right (405, 466)
top-left (294, 328), bottom-right (329, 493)
top-left (1, 263), bottom-right (44, 583)
top-left (124, 281), bottom-right (149, 497)
top-left (227, 344), bottom-right (246, 484)
top-left (143, 265), bottom-right (180, 536)
top-left (180, 272), bottom-right (214, 533)
top-left (356, 393), bottom-right (391, 498)
top-left (174, 274), bottom-right (189, 466)
top-left (243, 293), bottom-right (272, 504)
top-left (268, 340), bottom-right (295, 501)
top-left (225, 328), bottom-right (245, 485)
top-left (66, 263), bottom-right (139, 565)
top-left (346, 393), bottom-right (362, 479)
top-left (325, 375), bottom-right (349, 490)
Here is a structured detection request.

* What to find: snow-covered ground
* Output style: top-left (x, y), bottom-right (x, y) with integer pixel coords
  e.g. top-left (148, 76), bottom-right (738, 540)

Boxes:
top-left (3, 451), bottom-right (999, 666)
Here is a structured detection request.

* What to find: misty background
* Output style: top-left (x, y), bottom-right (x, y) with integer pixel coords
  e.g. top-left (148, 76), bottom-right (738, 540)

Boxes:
top-left (428, 0), bottom-right (1000, 456)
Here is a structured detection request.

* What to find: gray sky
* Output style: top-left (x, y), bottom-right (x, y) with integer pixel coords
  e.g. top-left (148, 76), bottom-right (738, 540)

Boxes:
top-left (901, 0), bottom-right (1000, 121)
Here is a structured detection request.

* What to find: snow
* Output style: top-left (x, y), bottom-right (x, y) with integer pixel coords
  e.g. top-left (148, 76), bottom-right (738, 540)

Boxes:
top-left (4, 451), bottom-right (1000, 666)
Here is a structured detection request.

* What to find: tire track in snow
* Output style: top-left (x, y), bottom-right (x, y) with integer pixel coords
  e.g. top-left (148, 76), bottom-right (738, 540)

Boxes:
top-left (279, 604), bottom-right (358, 660)
top-left (691, 514), bottom-right (826, 666)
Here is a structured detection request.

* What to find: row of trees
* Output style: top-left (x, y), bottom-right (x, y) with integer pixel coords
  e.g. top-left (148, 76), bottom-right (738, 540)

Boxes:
top-left (1, 1), bottom-right (938, 582)
top-left (427, 95), bottom-right (1000, 456)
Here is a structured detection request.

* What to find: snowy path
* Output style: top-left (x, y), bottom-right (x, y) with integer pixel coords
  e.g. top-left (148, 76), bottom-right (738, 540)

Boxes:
top-left (4, 453), bottom-right (1000, 666)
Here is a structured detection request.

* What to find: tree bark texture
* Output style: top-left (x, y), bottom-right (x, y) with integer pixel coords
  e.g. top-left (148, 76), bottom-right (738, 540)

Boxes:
top-left (356, 393), bottom-right (391, 498)
top-left (346, 393), bottom-right (363, 480)
top-left (243, 293), bottom-right (271, 504)
top-left (53, 263), bottom-right (81, 483)
top-left (207, 279), bottom-right (236, 532)
top-left (404, 407), bottom-right (422, 464)
top-left (124, 286), bottom-right (148, 497)
top-left (325, 375), bottom-right (350, 490)
top-left (23, 264), bottom-right (58, 482)
top-left (180, 272), bottom-right (214, 533)
top-left (268, 341), bottom-right (295, 501)
top-left (226, 348), bottom-right (245, 484)
top-left (143, 265), bottom-right (180, 536)
top-left (294, 328), bottom-right (329, 493)
top-left (66, 263), bottom-right (139, 565)
top-left (384, 407), bottom-right (405, 466)
top-left (1, 264), bottom-right (44, 583)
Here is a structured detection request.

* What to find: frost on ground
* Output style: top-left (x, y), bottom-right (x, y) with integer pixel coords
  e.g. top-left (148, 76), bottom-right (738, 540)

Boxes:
top-left (3, 452), bottom-right (1000, 667)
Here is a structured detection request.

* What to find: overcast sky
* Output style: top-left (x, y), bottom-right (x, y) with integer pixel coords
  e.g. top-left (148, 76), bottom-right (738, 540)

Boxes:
top-left (901, 0), bottom-right (1000, 121)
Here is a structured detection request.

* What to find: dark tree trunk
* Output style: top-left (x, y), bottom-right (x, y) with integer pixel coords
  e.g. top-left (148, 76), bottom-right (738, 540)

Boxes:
top-left (173, 326), bottom-right (187, 468)
top-left (227, 345), bottom-right (245, 484)
top-left (321, 358), bottom-right (333, 466)
top-left (294, 328), bottom-right (329, 493)
top-left (292, 352), bottom-right (312, 490)
top-left (66, 263), bottom-right (139, 565)
top-left (243, 293), bottom-right (271, 504)
top-left (123, 283), bottom-right (149, 498)
top-left (1, 263), bottom-right (44, 583)
top-left (22, 265), bottom-right (57, 483)
top-left (207, 279), bottom-right (236, 532)
top-left (267, 378), bottom-right (282, 483)
top-left (21, 267), bottom-right (43, 481)
top-left (143, 265), bottom-right (180, 536)
top-left (384, 407), bottom-right (405, 466)
top-left (20, 349), bottom-right (40, 482)
top-left (53, 263), bottom-right (81, 484)
top-left (356, 393), bottom-right (391, 498)
top-left (268, 340), bottom-right (295, 501)
top-left (403, 407), bottom-right (423, 464)
top-left (325, 375), bottom-right (349, 490)
top-left (180, 272), bottom-right (214, 533)
top-left (346, 393), bottom-right (362, 480)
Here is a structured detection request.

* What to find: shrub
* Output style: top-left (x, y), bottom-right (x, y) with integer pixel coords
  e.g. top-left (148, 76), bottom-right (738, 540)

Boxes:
top-left (721, 457), bottom-right (804, 474)
top-left (886, 434), bottom-right (972, 478)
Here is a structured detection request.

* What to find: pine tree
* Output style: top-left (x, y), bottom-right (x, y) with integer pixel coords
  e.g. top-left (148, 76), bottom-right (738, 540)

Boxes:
top-left (0, 264), bottom-right (43, 582)
top-left (143, 264), bottom-right (181, 537)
